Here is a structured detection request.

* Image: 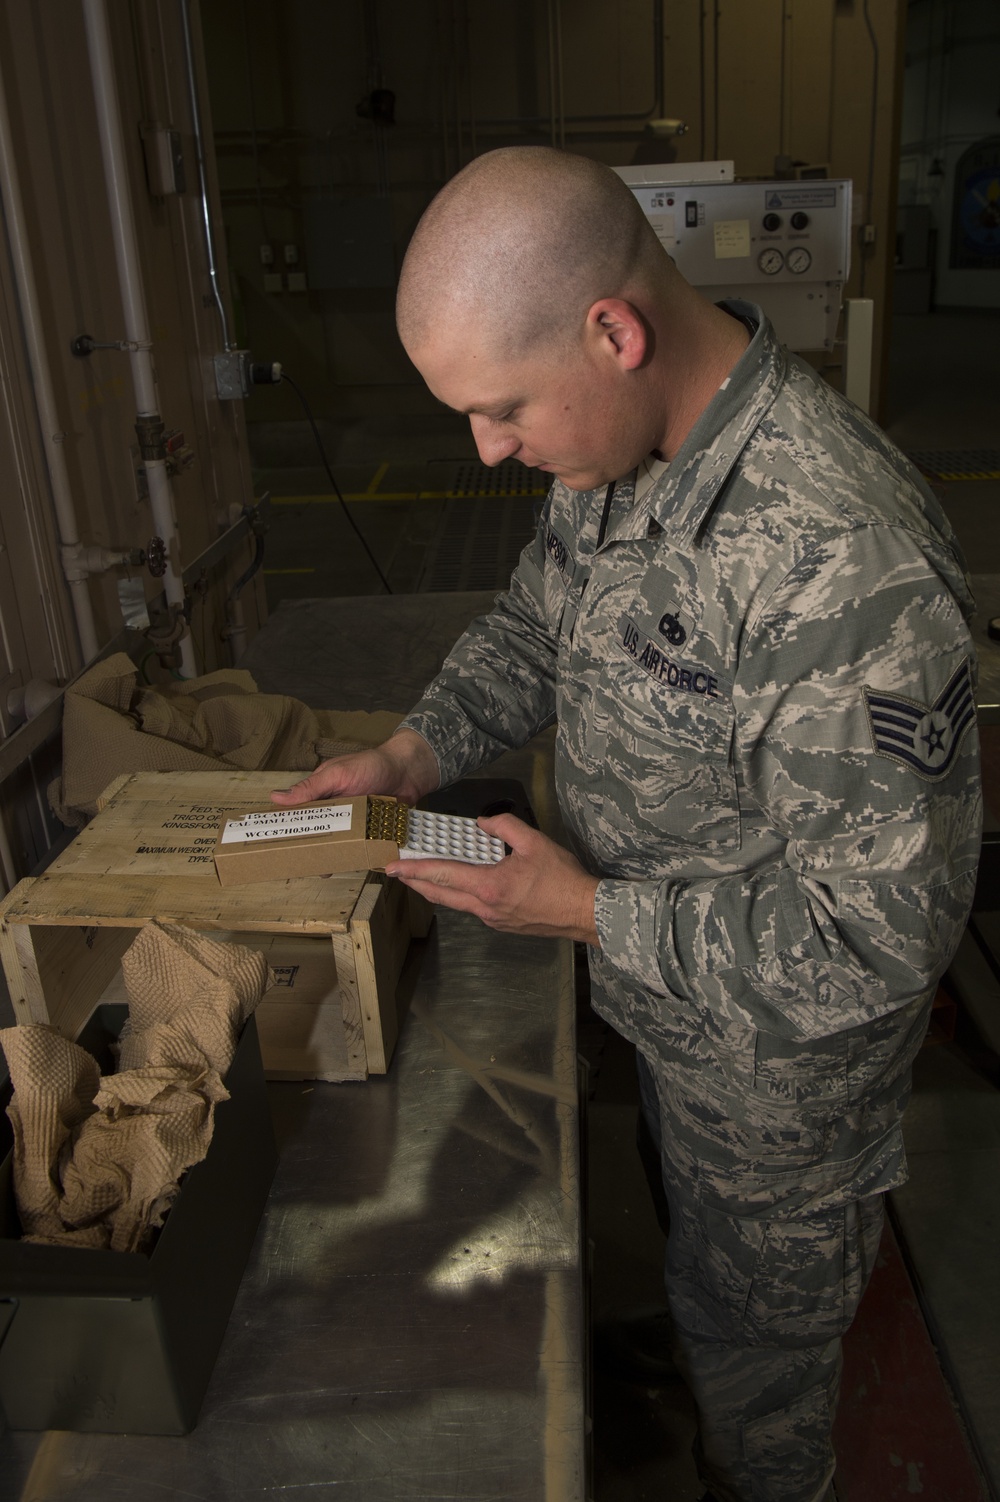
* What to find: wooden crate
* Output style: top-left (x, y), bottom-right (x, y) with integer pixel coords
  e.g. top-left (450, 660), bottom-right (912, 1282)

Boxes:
top-left (0, 771), bottom-right (432, 1081)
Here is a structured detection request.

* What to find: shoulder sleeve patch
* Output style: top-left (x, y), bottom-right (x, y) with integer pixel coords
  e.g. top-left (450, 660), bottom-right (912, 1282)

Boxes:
top-left (863, 658), bottom-right (976, 781)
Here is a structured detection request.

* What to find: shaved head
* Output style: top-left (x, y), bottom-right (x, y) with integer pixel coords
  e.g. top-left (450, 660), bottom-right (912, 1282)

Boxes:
top-left (396, 147), bottom-right (671, 359)
top-left (396, 147), bottom-right (750, 481)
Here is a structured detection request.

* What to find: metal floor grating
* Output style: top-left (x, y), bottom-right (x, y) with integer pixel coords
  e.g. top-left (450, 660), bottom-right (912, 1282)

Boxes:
top-left (445, 460), bottom-right (549, 497)
top-left (907, 449), bottom-right (1000, 481)
top-left (417, 496), bottom-right (540, 591)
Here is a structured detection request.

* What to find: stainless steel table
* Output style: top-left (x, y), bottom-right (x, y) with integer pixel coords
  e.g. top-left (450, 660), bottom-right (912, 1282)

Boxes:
top-left (0, 913), bottom-right (583, 1500)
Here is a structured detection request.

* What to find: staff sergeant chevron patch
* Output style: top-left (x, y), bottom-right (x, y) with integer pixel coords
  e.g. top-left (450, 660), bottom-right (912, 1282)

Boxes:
top-left (863, 658), bottom-right (976, 781)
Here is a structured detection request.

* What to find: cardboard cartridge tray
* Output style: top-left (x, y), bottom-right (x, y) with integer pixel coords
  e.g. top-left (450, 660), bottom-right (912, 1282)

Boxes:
top-left (213, 794), bottom-right (505, 887)
top-left (0, 1004), bottom-right (277, 1435)
top-left (214, 794), bottom-right (405, 886)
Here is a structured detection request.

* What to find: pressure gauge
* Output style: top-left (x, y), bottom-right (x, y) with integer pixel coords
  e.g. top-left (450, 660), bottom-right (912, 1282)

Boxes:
top-left (787, 246), bottom-right (812, 274)
top-left (757, 247), bottom-right (784, 275)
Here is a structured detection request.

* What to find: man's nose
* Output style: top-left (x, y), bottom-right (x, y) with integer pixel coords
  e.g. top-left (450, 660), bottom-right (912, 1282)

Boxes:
top-left (469, 414), bottom-right (519, 466)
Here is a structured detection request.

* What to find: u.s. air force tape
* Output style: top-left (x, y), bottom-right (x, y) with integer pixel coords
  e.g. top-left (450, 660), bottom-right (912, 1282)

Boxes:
top-left (617, 613), bottom-right (721, 698)
top-left (864, 657), bottom-right (975, 780)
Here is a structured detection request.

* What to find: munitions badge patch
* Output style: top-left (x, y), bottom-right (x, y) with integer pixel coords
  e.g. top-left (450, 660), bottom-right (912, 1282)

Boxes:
top-left (864, 658), bottom-right (975, 780)
top-left (658, 610), bottom-right (687, 646)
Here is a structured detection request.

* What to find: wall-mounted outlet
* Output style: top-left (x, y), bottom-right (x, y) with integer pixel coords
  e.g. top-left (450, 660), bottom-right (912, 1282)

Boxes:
top-left (140, 123), bottom-right (185, 196)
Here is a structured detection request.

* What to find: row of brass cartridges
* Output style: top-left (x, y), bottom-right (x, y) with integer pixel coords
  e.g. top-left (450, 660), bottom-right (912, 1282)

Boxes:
top-left (366, 797), bottom-right (410, 844)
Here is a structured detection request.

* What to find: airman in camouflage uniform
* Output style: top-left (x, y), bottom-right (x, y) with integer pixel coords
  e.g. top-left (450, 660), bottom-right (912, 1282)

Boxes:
top-left (278, 149), bottom-right (981, 1502)
top-left (396, 301), bottom-right (980, 1499)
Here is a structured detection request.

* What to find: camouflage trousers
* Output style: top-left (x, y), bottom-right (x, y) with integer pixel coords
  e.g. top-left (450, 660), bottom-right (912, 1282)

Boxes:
top-left (637, 1050), bottom-right (885, 1502)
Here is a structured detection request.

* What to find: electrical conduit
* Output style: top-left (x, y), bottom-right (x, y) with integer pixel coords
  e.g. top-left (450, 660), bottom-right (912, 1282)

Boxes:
top-left (82, 0), bottom-right (196, 677)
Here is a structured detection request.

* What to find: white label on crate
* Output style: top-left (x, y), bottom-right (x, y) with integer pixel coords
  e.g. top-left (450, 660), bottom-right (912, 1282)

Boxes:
top-left (220, 805), bottom-right (353, 844)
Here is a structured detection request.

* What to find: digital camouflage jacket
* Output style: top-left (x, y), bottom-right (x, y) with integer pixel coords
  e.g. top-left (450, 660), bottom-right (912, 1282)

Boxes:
top-left (401, 304), bottom-right (982, 1209)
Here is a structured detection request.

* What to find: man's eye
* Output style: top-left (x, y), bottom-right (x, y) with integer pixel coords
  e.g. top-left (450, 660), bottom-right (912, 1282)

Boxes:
top-left (490, 411), bottom-right (515, 426)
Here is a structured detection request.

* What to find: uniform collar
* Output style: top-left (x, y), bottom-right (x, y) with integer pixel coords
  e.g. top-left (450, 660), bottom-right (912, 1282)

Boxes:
top-left (599, 300), bottom-right (787, 549)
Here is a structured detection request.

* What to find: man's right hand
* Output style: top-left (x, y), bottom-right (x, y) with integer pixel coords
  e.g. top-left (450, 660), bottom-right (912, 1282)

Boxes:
top-left (270, 728), bottom-right (440, 809)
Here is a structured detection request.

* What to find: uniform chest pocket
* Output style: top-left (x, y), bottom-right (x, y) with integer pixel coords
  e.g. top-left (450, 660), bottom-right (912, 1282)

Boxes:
top-left (600, 656), bottom-right (741, 851)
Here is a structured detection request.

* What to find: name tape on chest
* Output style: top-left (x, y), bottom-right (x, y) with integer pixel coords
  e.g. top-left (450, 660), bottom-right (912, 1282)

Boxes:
top-left (864, 657), bottom-right (975, 781)
top-left (545, 525), bottom-right (572, 580)
top-left (617, 613), bottom-right (721, 697)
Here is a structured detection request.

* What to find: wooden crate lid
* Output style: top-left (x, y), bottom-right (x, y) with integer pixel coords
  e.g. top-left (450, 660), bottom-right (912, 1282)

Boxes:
top-left (3, 771), bottom-right (369, 933)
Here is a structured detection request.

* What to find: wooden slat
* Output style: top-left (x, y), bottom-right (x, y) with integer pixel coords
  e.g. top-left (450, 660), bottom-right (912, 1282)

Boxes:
top-left (93, 769), bottom-right (304, 806)
top-left (255, 932), bottom-right (366, 1080)
top-left (349, 883), bottom-right (392, 1073)
top-left (348, 879), bottom-right (422, 1075)
top-left (331, 927), bottom-right (368, 1079)
top-left (1, 914), bottom-right (134, 1035)
top-left (0, 880), bottom-right (42, 1023)
top-left (1, 873), bottom-right (359, 932)
top-left (7, 768), bottom-right (367, 930)
top-left (95, 772), bottom-right (133, 813)
top-left (254, 1002), bottom-right (365, 1082)
top-left (46, 782), bottom-right (357, 881)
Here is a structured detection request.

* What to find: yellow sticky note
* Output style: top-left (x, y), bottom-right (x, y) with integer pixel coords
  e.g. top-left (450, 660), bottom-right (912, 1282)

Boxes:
top-left (713, 219), bottom-right (751, 258)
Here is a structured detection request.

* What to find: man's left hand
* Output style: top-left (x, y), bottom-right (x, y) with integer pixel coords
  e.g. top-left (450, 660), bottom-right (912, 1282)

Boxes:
top-left (385, 813), bottom-right (600, 945)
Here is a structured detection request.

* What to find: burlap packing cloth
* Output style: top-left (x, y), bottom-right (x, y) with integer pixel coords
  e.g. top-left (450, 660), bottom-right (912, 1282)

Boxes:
top-left (50, 652), bottom-right (404, 827)
top-left (0, 921), bottom-right (272, 1254)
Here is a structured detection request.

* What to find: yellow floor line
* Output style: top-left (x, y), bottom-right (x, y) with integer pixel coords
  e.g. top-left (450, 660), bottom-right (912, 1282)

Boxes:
top-left (928, 471), bottom-right (1000, 482)
top-left (366, 461), bottom-right (390, 493)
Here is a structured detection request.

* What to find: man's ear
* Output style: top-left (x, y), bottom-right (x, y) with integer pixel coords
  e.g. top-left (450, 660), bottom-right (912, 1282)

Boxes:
top-left (585, 299), bottom-right (648, 370)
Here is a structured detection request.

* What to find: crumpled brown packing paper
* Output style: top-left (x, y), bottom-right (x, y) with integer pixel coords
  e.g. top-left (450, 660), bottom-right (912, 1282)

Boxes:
top-left (0, 922), bottom-right (272, 1253)
top-left (50, 652), bottom-right (404, 827)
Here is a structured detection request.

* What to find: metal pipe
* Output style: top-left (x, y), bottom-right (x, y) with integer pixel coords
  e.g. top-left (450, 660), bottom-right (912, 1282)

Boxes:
top-left (429, 0), bottom-right (666, 131)
top-left (858, 0), bottom-right (880, 300)
top-left (547, 0), bottom-right (558, 147)
top-left (699, 0), bottom-right (707, 159)
top-left (179, 0), bottom-right (235, 350)
top-left (452, 0), bottom-right (463, 168)
top-left (0, 54), bottom-right (99, 669)
top-left (779, 0), bottom-right (788, 159)
top-left (462, 0), bottom-right (477, 159)
top-left (554, 0), bottom-right (565, 149)
top-left (0, 493), bottom-right (269, 791)
top-left (713, 1), bottom-right (720, 159)
top-left (240, 0), bottom-right (266, 237)
top-left (81, 0), bottom-right (196, 678)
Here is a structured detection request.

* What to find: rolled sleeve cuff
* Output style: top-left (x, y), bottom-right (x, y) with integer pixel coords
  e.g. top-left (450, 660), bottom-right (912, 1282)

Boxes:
top-left (398, 709), bottom-right (475, 791)
top-left (593, 878), bottom-right (669, 994)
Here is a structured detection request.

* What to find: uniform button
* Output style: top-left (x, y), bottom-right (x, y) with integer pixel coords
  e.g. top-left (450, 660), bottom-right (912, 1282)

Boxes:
top-left (647, 518), bottom-right (663, 537)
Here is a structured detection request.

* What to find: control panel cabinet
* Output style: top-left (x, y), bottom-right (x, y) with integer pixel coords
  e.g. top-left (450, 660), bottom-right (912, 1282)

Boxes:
top-left (619, 170), bottom-right (852, 352)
